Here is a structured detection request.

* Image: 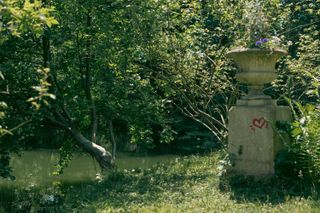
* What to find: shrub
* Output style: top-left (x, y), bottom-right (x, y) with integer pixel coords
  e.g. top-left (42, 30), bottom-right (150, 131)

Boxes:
top-left (276, 102), bottom-right (320, 184)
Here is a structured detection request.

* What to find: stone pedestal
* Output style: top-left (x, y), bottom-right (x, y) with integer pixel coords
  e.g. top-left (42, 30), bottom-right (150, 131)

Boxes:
top-left (227, 48), bottom-right (291, 176)
top-left (228, 100), bottom-right (291, 175)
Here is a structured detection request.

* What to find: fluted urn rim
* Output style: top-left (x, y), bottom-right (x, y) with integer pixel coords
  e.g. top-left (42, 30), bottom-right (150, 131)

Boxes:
top-left (226, 47), bottom-right (288, 93)
top-left (226, 47), bottom-right (287, 57)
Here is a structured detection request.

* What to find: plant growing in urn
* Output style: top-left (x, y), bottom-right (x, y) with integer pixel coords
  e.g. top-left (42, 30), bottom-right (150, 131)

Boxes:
top-left (227, 0), bottom-right (287, 101)
top-left (226, 0), bottom-right (291, 176)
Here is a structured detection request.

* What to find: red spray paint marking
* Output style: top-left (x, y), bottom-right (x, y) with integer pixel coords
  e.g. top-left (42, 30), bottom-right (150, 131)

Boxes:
top-left (250, 117), bottom-right (268, 132)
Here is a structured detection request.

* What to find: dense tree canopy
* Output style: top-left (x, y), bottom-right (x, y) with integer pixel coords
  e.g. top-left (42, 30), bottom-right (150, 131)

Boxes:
top-left (0, 0), bottom-right (319, 178)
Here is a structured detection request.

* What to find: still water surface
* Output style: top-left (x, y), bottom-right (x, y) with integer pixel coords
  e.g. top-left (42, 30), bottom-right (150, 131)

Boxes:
top-left (0, 150), bottom-right (177, 186)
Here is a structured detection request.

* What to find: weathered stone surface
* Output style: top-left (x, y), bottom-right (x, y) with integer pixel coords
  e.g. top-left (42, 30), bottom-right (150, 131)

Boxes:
top-left (228, 104), bottom-right (291, 176)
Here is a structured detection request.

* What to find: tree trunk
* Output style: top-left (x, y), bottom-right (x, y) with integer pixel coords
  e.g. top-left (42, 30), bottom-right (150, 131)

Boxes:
top-left (70, 128), bottom-right (114, 170)
top-left (46, 110), bottom-right (115, 170)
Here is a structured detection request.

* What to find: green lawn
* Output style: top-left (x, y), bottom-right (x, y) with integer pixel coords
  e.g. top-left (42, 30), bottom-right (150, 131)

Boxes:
top-left (1, 152), bottom-right (320, 212)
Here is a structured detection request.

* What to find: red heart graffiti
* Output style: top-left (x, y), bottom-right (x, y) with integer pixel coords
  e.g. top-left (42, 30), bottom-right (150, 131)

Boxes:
top-left (252, 117), bottom-right (267, 129)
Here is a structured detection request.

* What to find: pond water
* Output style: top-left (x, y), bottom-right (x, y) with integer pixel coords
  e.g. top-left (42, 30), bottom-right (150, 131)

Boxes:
top-left (0, 150), bottom-right (177, 187)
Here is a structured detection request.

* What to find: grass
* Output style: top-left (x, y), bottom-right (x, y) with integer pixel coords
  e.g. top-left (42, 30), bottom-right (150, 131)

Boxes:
top-left (1, 152), bottom-right (320, 212)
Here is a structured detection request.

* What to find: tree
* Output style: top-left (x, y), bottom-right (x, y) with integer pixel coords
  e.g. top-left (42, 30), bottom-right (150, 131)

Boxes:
top-left (1, 0), bottom-right (58, 178)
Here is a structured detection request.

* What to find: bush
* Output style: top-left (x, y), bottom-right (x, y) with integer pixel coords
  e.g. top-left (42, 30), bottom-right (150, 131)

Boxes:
top-left (276, 103), bottom-right (320, 184)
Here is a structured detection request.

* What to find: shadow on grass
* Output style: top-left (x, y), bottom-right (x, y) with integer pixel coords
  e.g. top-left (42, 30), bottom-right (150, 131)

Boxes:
top-left (62, 160), bottom-right (211, 210)
top-left (219, 174), bottom-right (320, 205)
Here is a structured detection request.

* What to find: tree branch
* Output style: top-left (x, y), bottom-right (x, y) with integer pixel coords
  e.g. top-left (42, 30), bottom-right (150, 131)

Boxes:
top-left (1, 116), bottom-right (34, 138)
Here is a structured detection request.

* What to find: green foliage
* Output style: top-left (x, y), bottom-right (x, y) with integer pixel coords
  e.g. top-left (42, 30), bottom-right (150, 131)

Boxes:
top-left (26, 68), bottom-right (56, 110)
top-left (53, 140), bottom-right (74, 175)
top-left (271, 0), bottom-right (320, 184)
top-left (0, 0), bottom-right (58, 178)
top-left (272, 0), bottom-right (320, 102)
top-left (0, 102), bottom-right (11, 136)
top-left (274, 35), bottom-right (320, 103)
top-left (0, 0), bottom-right (58, 40)
top-left (276, 102), bottom-right (320, 184)
top-left (173, 115), bottom-right (219, 153)
top-left (0, 150), bottom-right (14, 180)
top-left (232, 0), bottom-right (291, 49)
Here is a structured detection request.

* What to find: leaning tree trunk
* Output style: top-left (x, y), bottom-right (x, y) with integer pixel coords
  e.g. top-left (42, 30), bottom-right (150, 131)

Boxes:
top-left (70, 128), bottom-right (114, 170)
top-left (46, 110), bottom-right (115, 170)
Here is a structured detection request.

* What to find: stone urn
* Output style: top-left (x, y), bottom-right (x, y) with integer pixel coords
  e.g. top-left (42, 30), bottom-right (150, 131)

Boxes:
top-left (227, 48), bottom-right (287, 104)
top-left (226, 48), bottom-right (290, 176)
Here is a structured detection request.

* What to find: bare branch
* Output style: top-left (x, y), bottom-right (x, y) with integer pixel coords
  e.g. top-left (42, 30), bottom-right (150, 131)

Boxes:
top-left (1, 115), bottom-right (34, 138)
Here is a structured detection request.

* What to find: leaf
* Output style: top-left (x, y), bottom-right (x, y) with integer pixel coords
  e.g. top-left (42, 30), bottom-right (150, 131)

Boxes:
top-left (0, 102), bottom-right (7, 108)
top-left (48, 94), bottom-right (56, 100)
top-left (0, 129), bottom-right (13, 136)
top-left (23, 0), bottom-right (32, 11)
top-left (0, 71), bottom-right (4, 80)
top-left (31, 102), bottom-right (40, 110)
top-left (26, 97), bottom-right (36, 102)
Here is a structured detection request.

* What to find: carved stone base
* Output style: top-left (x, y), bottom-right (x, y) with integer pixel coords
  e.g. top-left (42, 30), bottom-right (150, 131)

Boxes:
top-left (228, 103), bottom-right (291, 176)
